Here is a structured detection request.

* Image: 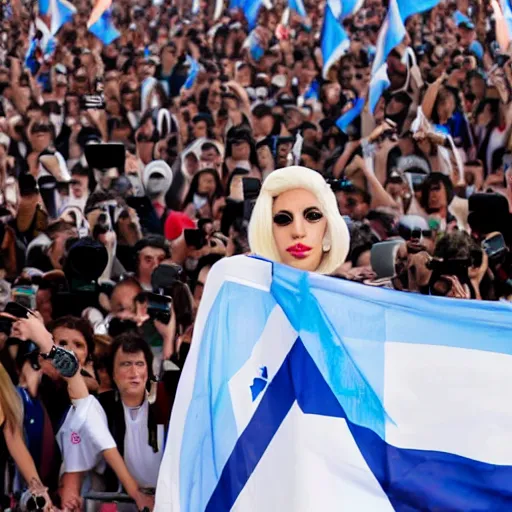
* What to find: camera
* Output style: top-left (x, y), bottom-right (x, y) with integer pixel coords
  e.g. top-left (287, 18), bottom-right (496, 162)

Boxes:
top-left (426, 258), bottom-right (470, 296)
top-left (242, 177), bottom-right (261, 221)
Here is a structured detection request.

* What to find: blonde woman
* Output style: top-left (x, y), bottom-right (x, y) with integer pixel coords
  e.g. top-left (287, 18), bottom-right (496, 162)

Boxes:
top-left (0, 363), bottom-right (53, 509)
top-left (249, 166), bottom-right (350, 274)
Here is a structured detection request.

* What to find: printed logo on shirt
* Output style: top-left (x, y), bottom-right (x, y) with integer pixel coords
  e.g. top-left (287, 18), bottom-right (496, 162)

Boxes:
top-left (71, 432), bottom-right (81, 445)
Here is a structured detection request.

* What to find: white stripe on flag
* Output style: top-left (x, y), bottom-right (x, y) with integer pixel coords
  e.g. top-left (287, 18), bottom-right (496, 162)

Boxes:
top-left (229, 306), bottom-right (298, 434)
top-left (384, 342), bottom-right (512, 465)
top-left (232, 404), bottom-right (395, 511)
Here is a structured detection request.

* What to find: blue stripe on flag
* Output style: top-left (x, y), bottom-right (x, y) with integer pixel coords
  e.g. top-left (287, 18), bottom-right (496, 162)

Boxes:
top-left (336, 97), bottom-right (365, 133)
top-left (88, 9), bottom-right (120, 45)
top-left (207, 338), bottom-right (512, 511)
top-left (289, 0), bottom-right (306, 18)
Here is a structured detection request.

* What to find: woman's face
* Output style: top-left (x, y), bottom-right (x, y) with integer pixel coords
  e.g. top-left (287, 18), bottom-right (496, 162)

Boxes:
top-left (53, 326), bottom-right (89, 367)
top-left (272, 188), bottom-right (328, 272)
top-left (197, 172), bottom-right (216, 197)
top-left (232, 140), bottom-right (250, 161)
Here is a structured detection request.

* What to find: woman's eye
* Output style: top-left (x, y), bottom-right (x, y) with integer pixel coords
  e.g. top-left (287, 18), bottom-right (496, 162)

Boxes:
top-left (273, 213), bottom-right (293, 226)
top-left (304, 210), bottom-right (324, 222)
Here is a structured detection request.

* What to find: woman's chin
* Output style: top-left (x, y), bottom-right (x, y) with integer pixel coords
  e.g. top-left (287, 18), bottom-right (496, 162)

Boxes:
top-left (282, 255), bottom-right (321, 273)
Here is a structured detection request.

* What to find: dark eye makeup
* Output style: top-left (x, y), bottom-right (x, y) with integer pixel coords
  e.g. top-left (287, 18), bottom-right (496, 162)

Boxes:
top-left (273, 208), bottom-right (324, 226)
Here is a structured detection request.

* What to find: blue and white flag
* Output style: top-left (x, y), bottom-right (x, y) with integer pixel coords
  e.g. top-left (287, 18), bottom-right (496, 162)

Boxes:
top-left (289, 0), bottom-right (306, 18)
top-left (369, 0), bottom-right (441, 112)
top-left (320, 1), bottom-right (349, 79)
top-left (49, 0), bottom-right (76, 35)
top-left (336, 97), bottom-right (365, 133)
top-left (240, 0), bottom-right (272, 30)
top-left (369, 62), bottom-right (391, 113)
top-left (183, 56), bottom-right (200, 90)
top-left (155, 255), bottom-right (512, 511)
top-left (320, 0), bottom-right (363, 79)
top-left (191, 0), bottom-right (200, 16)
top-left (24, 38), bottom-right (39, 75)
top-left (88, 8), bottom-right (120, 45)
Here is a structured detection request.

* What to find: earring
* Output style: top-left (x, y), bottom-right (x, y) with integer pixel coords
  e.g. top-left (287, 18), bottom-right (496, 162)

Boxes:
top-left (322, 236), bottom-right (331, 252)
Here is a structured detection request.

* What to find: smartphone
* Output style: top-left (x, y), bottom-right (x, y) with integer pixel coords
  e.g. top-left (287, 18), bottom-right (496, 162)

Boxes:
top-left (482, 233), bottom-right (507, 260)
top-left (242, 177), bottom-right (261, 201)
top-left (5, 301), bottom-right (31, 319)
top-left (370, 240), bottom-right (404, 280)
top-left (184, 228), bottom-right (206, 249)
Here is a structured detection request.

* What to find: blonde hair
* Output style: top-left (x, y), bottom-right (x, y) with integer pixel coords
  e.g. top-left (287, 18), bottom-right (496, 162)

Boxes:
top-left (248, 166), bottom-right (350, 274)
top-left (0, 363), bottom-right (22, 430)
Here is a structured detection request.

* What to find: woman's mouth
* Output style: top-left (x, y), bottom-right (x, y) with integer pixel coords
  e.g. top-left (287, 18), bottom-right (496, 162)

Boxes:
top-left (286, 243), bottom-right (312, 259)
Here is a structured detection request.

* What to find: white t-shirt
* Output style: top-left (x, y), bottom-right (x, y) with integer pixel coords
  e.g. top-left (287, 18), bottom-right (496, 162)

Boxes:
top-left (56, 395), bottom-right (117, 474)
top-left (123, 399), bottom-right (164, 489)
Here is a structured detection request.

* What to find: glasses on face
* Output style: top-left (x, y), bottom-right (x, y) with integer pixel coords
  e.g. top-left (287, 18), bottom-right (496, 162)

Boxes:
top-left (273, 207), bottom-right (324, 227)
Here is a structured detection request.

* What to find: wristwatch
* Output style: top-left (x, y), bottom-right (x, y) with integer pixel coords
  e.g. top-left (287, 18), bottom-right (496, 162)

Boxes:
top-left (41, 345), bottom-right (79, 378)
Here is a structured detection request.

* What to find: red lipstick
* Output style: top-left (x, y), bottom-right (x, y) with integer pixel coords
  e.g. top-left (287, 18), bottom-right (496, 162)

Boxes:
top-left (286, 243), bottom-right (312, 259)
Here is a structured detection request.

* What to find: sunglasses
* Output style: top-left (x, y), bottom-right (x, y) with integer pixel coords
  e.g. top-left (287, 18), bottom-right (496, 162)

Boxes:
top-left (273, 208), bottom-right (324, 226)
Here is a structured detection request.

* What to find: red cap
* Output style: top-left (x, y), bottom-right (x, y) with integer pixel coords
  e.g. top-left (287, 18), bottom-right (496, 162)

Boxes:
top-left (164, 210), bottom-right (195, 241)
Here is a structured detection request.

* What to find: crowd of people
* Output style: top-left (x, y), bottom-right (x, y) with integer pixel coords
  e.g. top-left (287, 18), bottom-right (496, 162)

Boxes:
top-left (0, 0), bottom-right (511, 509)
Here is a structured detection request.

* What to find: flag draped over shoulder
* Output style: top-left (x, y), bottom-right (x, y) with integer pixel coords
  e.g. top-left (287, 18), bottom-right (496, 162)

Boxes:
top-left (155, 255), bottom-right (512, 511)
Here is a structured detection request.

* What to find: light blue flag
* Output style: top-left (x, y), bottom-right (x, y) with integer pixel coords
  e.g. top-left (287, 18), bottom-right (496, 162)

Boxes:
top-left (289, 0), bottom-right (306, 18)
top-left (369, 0), bottom-right (441, 112)
top-left (369, 61), bottom-right (391, 113)
top-left (336, 97), bottom-right (365, 133)
top-left (321, 1), bottom-right (349, 79)
top-left (183, 56), bottom-right (200, 90)
top-left (24, 39), bottom-right (39, 76)
top-left (192, 0), bottom-right (200, 16)
top-left (155, 255), bottom-right (512, 511)
top-left (338, 0), bottom-right (364, 19)
top-left (304, 80), bottom-right (320, 101)
top-left (89, 9), bottom-right (120, 45)
top-left (49, 0), bottom-right (76, 35)
top-left (39, 0), bottom-right (50, 16)
top-left (243, 0), bottom-right (264, 30)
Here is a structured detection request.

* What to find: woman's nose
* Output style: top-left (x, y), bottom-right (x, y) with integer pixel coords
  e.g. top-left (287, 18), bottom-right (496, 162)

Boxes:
top-left (291, 216), bottom-right (306, 239)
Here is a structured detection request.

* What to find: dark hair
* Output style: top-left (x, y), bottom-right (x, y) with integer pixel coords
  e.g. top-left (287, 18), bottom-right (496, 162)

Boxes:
top-left (434, 231), bottom-right (472, 261)
top-left (201, 142), bottom-right (220, 155)
top-left (301, 145), bottom-right (321, 162)
top-left (134, 235), bottom-right (171, 260)
top-left (49, 315), bottom-right (95, 361)
top-left (420, 172), bottom-right (454, 212)
top-left (182, 169), bottom-right (224, 209)
top-left (107, 332), bottom-right (155, 386)
top-left (71, 163), bottom-right (90, 177)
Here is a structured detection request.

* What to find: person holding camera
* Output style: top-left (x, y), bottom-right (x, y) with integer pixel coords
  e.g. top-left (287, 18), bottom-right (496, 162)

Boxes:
top-left (8, 309), bottom-right (155, 511)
